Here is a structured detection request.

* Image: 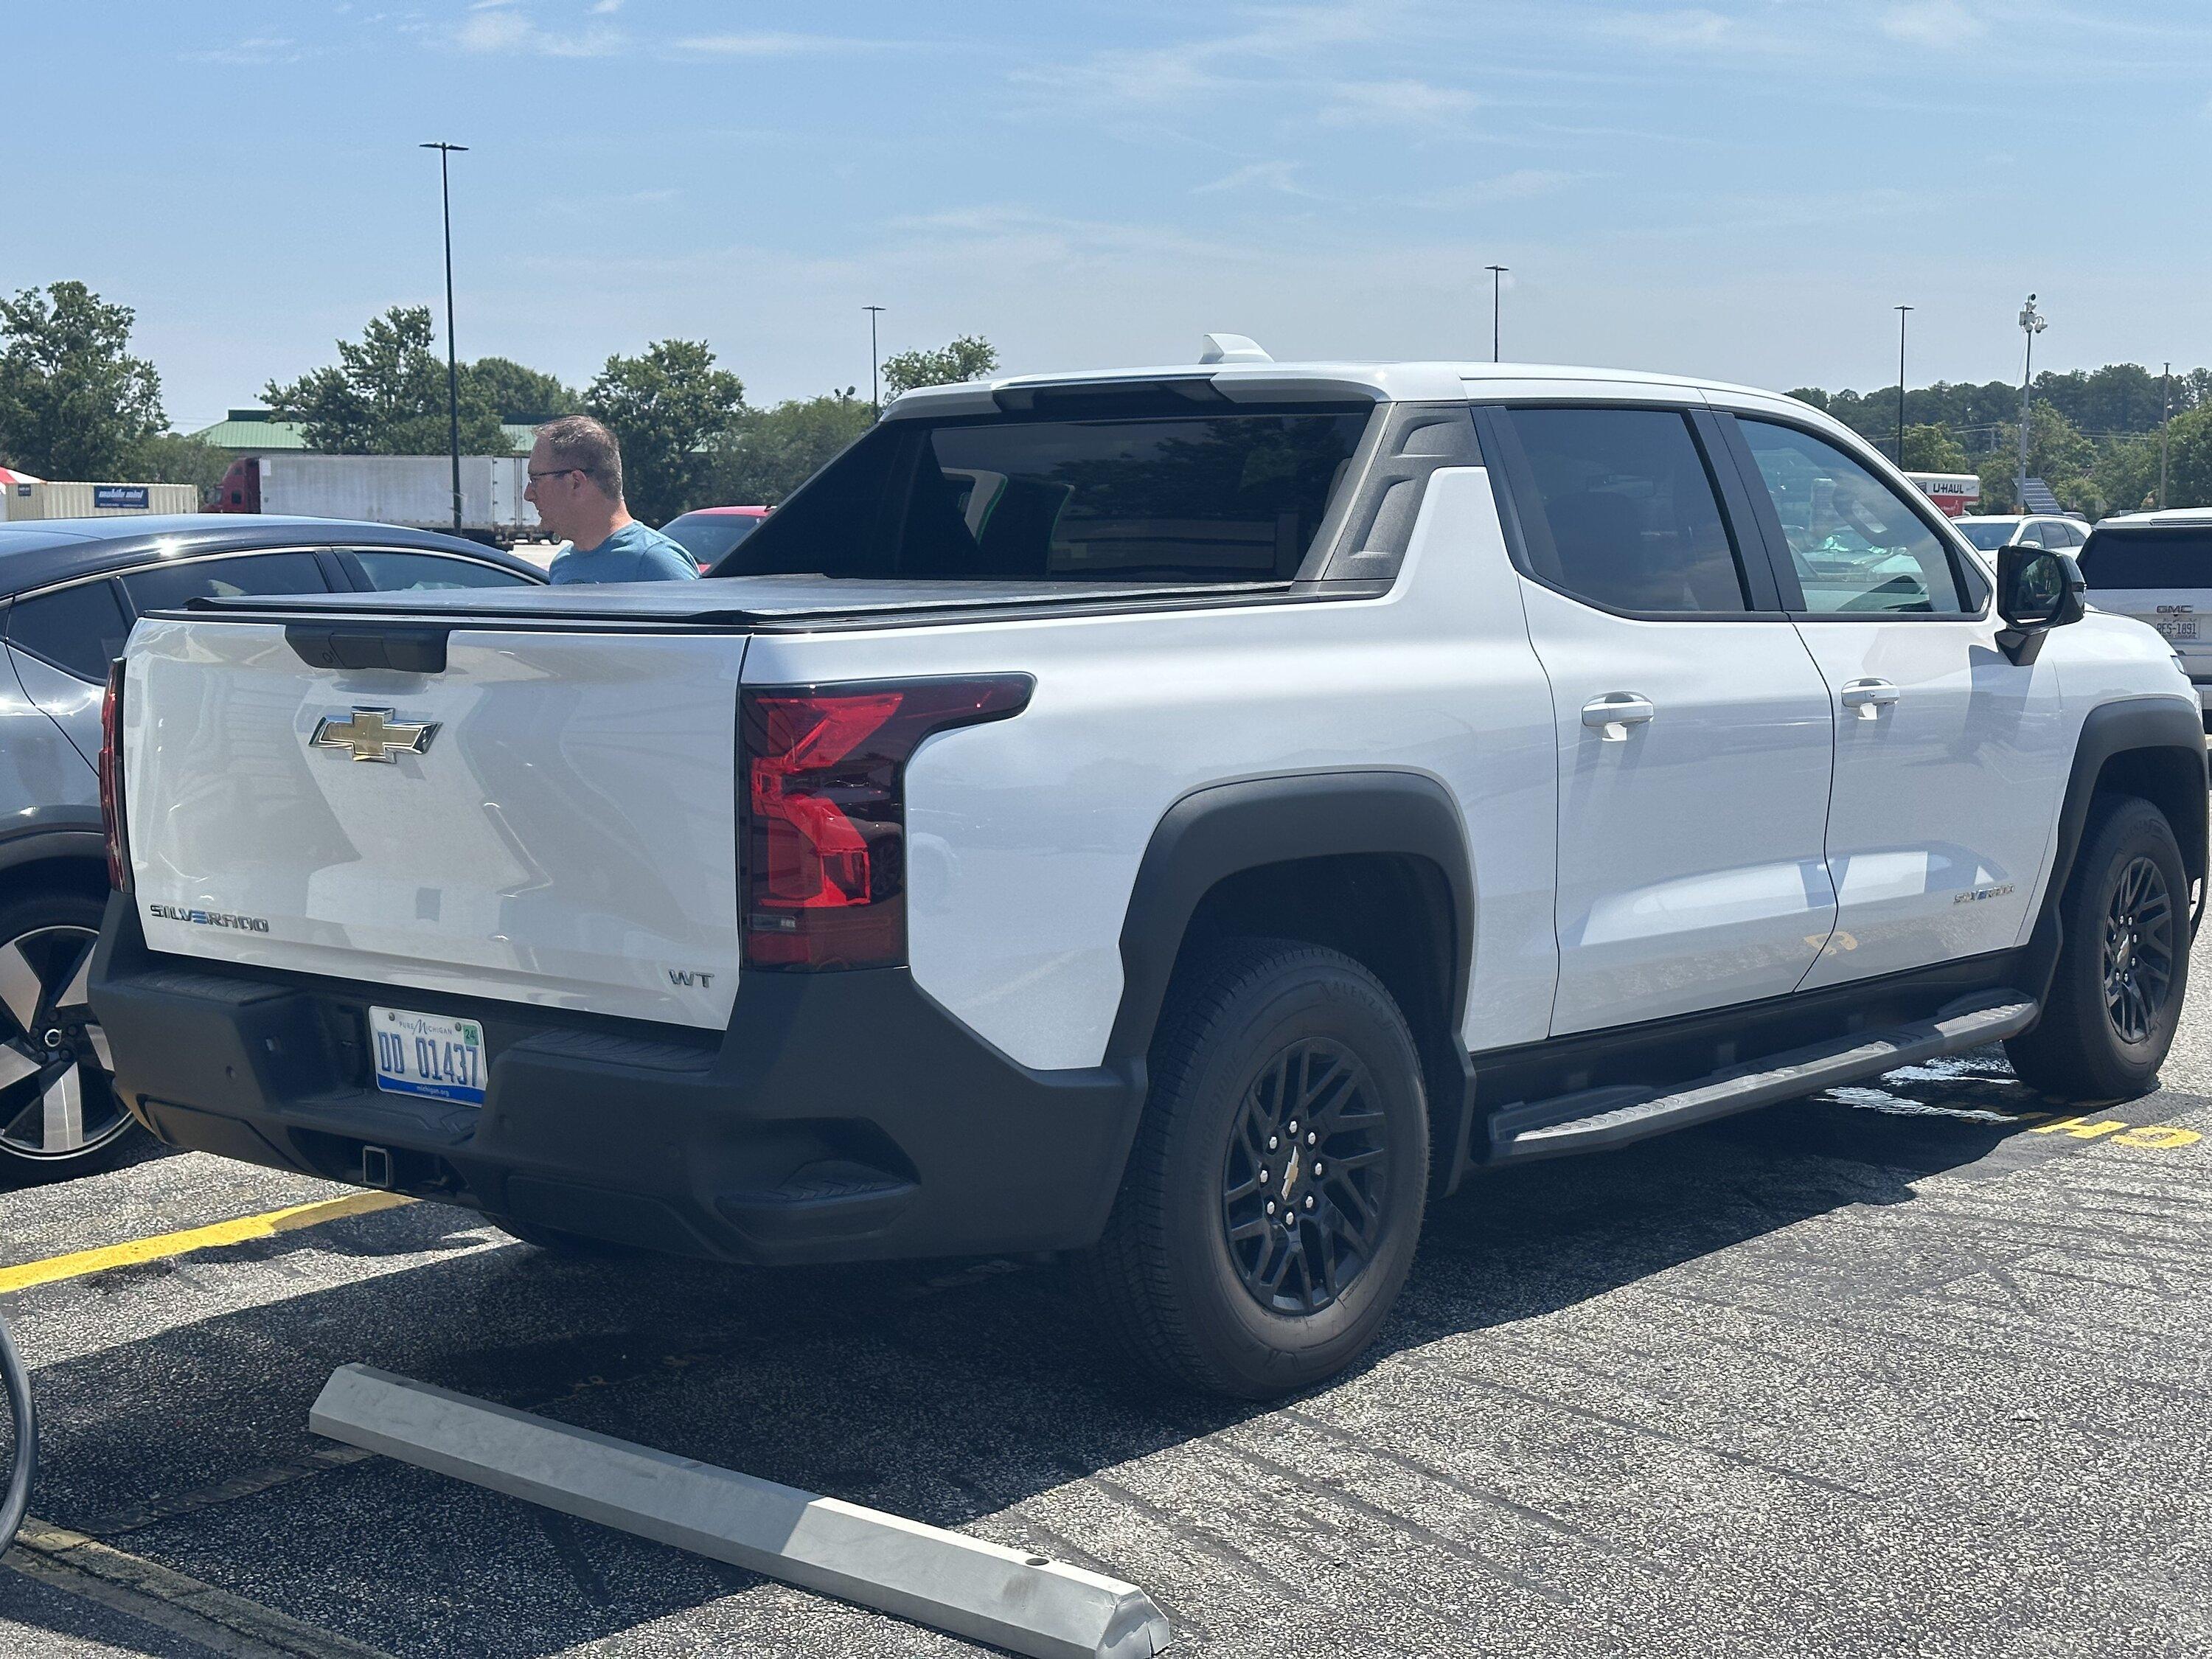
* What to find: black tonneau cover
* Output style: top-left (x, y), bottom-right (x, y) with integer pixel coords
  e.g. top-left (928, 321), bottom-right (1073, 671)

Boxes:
top-left (167, 571), bottom-right (1296, 633)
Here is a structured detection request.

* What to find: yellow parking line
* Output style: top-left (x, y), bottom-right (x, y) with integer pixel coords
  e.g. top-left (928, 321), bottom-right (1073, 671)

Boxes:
top-left (0, 1191), bottom-right (415, 1297)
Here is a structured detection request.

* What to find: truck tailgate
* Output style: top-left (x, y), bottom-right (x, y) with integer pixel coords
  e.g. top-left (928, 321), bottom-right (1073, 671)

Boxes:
top-left (122, 619), bottom-right (743, 1029)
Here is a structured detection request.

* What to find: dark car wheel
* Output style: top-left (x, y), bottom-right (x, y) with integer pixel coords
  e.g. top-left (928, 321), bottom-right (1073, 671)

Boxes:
top-left (1083, 938), bottom-right (1430, 1398)
top-left (0, 891), bottom-right (141, 1186)
top-left (2006, 795), bottom-right (2190, 1103)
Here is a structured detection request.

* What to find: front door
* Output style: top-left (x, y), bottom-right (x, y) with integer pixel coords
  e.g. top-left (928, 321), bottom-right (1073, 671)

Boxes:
top-left (1486, 405), bottom-right (1840, 1035)
top-left (1725, 416), bottom-right (2067, 985)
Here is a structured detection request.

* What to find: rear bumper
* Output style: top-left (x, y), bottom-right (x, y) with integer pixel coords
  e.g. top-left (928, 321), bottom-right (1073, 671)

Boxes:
top-left (88, 894), bottom-right (1146, 1266)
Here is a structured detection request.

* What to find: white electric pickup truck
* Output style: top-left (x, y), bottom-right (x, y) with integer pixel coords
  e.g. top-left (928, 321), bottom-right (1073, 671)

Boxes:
top-left (88, 353), bottom-right (2205, 1397)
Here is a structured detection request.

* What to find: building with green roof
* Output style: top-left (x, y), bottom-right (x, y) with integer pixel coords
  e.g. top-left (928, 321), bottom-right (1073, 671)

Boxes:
top-left (189, 411), bottom-right (538, 456)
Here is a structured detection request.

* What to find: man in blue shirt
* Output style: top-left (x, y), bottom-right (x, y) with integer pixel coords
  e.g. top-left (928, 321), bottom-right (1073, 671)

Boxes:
top-left (525, 415), bottom-right (700, 585)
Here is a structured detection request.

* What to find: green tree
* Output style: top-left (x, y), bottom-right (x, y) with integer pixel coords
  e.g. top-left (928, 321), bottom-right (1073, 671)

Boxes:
top-left (464, 356), bottom-right (580, 424)
top-left (586, 339), bottom-right (747, 524)
top-left (1899, 424), bottom-right (1967, 472)
top-left (266, 305), bottom-right (507, 456)
top-left (880, 335), bottom-right (999, 397)
top-left (0, 280), bottom-right (165, 479)
top-left (1967, 403), bottom-right (2099, 515)
top-left (2163, 407), bottom-right (2212, 509)
top-left (2092, 434), bottom-right (2162, 516)
top-left (126, 432), bottom-right (234, 504)
top-left (708, 390), bottom-right (874, 506)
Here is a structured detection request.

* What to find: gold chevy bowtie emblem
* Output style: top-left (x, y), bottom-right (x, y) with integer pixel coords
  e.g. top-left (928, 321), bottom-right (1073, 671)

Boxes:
top-left (310, 707), bottom-right (440, 764)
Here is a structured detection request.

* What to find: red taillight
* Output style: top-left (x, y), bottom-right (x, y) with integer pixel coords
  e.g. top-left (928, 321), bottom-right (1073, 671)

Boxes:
top-left (741, 675), bottom-right (1032, 970)
top-left (100, 659), bottom-right (129, 890)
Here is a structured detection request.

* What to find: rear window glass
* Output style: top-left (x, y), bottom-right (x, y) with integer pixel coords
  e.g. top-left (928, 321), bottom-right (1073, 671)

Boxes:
top-left (719, 408), bottom-right (1370, 582)
top-left (1958, 522), bottom-right (2015, 550)
top-left (122, 552), bottom-right (328, 612)
top-left (7, 580), bottom-right (129, 681)
top-left (2079, 529), bottom-right (2212, 590)
top-left (351, 549), bottom-right (533, 591)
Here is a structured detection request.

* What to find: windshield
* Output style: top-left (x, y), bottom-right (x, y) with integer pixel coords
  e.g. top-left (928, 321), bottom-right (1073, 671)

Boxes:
top-left (717, 406), bottom-right (1371, 582)
top-left (661, 512), bottom-right (761, 567)
top-left (1957, 522), bottom-right (2015, 551)
top-left (2078, 529), bottom-right (2212, 590)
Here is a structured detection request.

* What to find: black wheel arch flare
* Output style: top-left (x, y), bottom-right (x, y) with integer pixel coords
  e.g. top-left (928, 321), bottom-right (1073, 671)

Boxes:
top-left (2025, 696), bottom-right (2210, 1007)
top-left (1105, 771), bottom-right (1481, 1188)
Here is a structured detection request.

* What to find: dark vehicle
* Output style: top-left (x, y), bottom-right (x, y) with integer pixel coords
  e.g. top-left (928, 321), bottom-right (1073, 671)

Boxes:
top-left (0, 517), bottom-right (543, 1183)
top-left (660, 506), bottom-right (770, 570)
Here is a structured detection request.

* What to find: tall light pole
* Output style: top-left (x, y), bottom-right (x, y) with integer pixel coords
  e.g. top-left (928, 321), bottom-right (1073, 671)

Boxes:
top-left (421, 142), bottom-right (469, 534)
top-left (2016, 293), bottom-right (2046, 513)
top-left (1893, 305), bottom-right (1913, 467)
top-left (863, 305), bottom-right (886, 414)
top-left (1484, 265), bottom-right (1509, 363)
top-left (2160, 361), bottom-right (2173, 510)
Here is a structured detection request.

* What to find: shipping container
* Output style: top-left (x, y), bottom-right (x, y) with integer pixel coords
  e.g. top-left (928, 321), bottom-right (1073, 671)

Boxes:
top-left (209, 454), bottom-right (540, 544)
top-left (2, 480), bottom-right (200, 521)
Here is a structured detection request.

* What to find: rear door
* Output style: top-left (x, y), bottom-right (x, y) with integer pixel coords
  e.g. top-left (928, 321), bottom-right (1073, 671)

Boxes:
top-left (1722, 415), bottom-right (2065, 984)
top-left (1480, 403), bottom-right (1840, 1034)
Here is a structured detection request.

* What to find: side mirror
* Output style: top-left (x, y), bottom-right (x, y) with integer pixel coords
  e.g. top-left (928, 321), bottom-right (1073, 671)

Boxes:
top-left (1995, 546), bottom-right (2084, 664)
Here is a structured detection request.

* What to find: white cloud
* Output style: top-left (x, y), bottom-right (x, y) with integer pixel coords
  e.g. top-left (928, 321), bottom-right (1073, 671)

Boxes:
top-left (1413, 169), bottom-right (1589, 210)
top-left (1596, 8), bottom-right (1764, 53)
top-left (1878, 0), bottom-right (1986, 47)
top-left (456, 4), bottom-right (625, 57)
top-left (1192, 160), bottom-right (1314, 197)
top-left (1316, 78), bottom-right (1479, 129)
top-left (670, 33), bottom-right (882, 57)
top-left (591, 0), bottom-right (623, 11)
top-left (185, 35), bottom-right (306, 65)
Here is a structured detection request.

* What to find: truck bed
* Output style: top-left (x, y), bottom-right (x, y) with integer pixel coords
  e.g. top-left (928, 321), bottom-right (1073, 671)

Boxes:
top-left (171, 572), bottom-right (1300, 633)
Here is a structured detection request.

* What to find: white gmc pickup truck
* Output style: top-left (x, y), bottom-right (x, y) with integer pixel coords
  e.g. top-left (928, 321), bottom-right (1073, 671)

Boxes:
top-left (88, 352), bottom-right (2205, 1397)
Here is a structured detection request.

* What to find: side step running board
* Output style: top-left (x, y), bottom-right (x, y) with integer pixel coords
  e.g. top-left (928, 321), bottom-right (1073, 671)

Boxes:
top-left (1490, 994), bottom-right (2038, 1164)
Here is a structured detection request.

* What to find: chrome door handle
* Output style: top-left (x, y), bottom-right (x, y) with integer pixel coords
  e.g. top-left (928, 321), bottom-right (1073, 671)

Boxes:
top-left (1582, 693), bottom-right (1655, 741)
top-left (1839, 678), bottom-right (1902, 720)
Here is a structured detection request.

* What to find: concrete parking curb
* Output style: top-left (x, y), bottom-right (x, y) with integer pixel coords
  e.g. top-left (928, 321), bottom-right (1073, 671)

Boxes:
top-left (309, 1365), bottom-right (1171, 1659)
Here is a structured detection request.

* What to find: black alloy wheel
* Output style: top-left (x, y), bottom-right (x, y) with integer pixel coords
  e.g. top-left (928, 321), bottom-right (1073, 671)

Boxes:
top-left (2006, 794), bottom-right (2190, 1103)
top-left (0, 921), bottom-right (130, 1172)
top-left (1085, 937), bottom-right (1430, 1398)
top-left (1220, 1037), bottom-right (1391, 1317)
top-left (2101, 855), bottom-right (2175, 1045)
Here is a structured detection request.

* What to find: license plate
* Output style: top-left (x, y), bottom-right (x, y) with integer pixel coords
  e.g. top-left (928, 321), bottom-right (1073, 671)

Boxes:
top-left (2157, 616), bottom-right (2199, 641)
top-left (370, 1006), bottom-right (486, 1105)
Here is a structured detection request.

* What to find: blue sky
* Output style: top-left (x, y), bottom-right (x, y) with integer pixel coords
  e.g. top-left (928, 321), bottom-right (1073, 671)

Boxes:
top-left (7, 1), bottom-right (2209, 430)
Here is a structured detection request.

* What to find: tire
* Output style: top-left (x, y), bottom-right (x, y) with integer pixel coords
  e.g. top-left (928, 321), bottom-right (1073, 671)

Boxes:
top-left (2006, 794), bottom-right (2190, 1103)
top-left (1082, 938), bottom-right (1430, 1398)
top-left (0, 888), bottom-right (144, 1187)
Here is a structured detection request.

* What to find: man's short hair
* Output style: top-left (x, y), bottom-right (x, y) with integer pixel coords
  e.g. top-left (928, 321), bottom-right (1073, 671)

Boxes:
top-left (538, 414), bottom-right (624, 500)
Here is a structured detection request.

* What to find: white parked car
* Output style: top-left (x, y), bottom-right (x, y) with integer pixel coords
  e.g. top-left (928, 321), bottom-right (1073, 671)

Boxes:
top-left (2078, 508), bottom-right (2212, 729)
top-left (1955, 513), bottom-right (2090, 554)
top-left (88, 351), bottom-right (2205, 1397)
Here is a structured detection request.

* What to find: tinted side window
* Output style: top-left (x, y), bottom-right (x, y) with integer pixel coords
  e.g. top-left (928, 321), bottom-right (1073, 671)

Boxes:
top-left (122, 552), bottom-right (330, 613)
top-left (2078, 529), bottom-right (2212, 589)
top-left (2017, 524), bottom-right (2049, 548)
top-left (6, 581), bottom-right (130, 681)
top-left (352, 550), bottom-right (532, 591)
top-left (1503, 407), bottom-right (1750, 613)
top-left (1739, 422), bottom-right (1965, 616)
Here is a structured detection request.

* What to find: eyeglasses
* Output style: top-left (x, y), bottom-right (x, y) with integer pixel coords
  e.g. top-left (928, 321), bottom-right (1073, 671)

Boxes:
top-left (526, 467), bottom-right (584, 481)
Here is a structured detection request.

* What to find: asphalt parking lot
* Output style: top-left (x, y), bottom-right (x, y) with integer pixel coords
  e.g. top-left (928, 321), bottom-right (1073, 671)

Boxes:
top-left (5, 949), bottom-right (2211, 1659)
